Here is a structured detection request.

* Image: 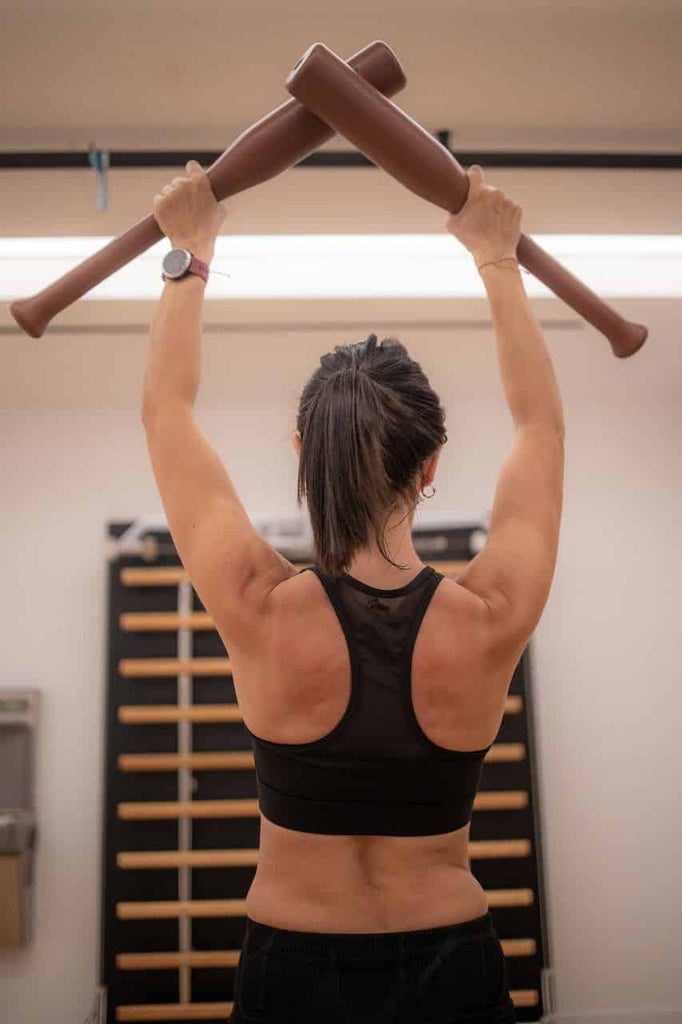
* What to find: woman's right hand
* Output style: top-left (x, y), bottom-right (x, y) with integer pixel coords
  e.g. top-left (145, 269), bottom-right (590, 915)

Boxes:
top-left (444, 165), bottom-right (523, 267)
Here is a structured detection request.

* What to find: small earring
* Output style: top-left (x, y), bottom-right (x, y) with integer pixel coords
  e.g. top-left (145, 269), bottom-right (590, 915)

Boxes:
top-left (420, 484), bottom-right (436, 499)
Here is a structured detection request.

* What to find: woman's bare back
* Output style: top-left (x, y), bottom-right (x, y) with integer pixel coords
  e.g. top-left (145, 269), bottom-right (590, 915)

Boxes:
top-left (229, 568), bottom-right (516, 933)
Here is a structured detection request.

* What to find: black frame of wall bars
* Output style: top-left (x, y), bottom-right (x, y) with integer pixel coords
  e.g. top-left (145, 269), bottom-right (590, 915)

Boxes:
top-left (103, 519), bottom-right (550, 1022)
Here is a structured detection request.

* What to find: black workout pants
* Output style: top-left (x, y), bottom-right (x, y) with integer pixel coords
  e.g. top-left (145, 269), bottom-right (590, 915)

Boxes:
top-left (227, 909), bottom-right (517, 1023)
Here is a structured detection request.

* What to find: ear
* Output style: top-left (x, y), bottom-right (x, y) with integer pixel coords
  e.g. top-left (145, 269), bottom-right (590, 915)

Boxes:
top-left (424, 444), bottom-right (444, 484)
top-left (291, 431), bottom-right (302, 457)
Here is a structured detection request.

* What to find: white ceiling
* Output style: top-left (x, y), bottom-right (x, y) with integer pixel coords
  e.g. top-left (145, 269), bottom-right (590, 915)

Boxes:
top-left (1, 0), bottom-right (680, 152)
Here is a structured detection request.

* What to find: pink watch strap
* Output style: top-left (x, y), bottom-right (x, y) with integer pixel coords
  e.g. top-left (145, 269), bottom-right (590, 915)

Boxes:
top-left (187, 253), bottom-right (210, 282)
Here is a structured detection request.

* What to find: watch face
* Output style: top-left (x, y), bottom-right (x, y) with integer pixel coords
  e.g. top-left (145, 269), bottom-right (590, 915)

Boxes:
top-left (164, 249), bottom-right (192, 278)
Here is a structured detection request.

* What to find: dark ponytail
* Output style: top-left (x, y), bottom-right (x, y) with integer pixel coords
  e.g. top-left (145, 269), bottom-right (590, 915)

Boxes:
top-left (295, 333), bottom-right (448, 577)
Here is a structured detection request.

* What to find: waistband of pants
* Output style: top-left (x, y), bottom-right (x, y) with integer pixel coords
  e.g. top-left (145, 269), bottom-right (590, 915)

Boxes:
top-left (244, 910), bottom-right (495, 961)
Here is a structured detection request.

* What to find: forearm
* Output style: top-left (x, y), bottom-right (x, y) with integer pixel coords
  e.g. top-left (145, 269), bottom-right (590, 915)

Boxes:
top-left (479, 262), bottom-right (565, 433)
top-left (142, 272), bottom-right (207, 416)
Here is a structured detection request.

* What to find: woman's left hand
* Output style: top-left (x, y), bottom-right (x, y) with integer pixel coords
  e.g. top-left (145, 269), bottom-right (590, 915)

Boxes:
top-left (153, 160), bottom-right (228, 259)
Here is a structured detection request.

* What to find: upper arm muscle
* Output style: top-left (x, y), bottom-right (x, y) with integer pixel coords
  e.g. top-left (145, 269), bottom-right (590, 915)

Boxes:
top-left (457, 422), bottom-right (565, 655)
top-left (143, 403), bottom-right (296, 651)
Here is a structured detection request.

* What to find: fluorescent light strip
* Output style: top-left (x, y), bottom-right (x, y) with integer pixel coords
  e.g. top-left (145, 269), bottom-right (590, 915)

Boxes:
top-left (1, 235), bottom-right (681, 300)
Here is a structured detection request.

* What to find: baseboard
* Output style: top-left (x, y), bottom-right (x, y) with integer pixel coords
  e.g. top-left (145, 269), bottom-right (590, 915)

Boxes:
top-left (547, 1009), bottom-right (682, 1024)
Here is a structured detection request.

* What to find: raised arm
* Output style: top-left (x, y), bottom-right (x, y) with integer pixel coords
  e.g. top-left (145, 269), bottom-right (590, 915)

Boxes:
top-left (447, 167), bottom-right (565, 662)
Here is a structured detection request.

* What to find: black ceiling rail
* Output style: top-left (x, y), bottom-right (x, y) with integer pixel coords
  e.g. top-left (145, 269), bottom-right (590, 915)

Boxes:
top-left (0, 130), bottom-right (680, 171)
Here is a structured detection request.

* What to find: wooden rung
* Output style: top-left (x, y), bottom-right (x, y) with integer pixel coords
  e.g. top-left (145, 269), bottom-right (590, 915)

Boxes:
top-left (117, 950), bottom-right (238, 970)
top-left (117, 888), bottom-right (534, 920)
top-left (116, 987), bottom-right (536, 1021)
top-left (122, 585), bottom-right (510, 637)
top-left (118, 748), bottom-right (530, 795)
top-left (116, 1003), bottom-right (231, 1021)
top-left (118, 849), bottom-right (259, 869)
top-left (476, 790), bottom-right (529, 810)
top-left (119, 658), bottom-right (232, 679)
top-left (117, 899), bottom-right (248, 919)
top-left (470, 839), bottom-right (531, 859)
top-left (121, 612), bottom-right (214, 632)
top-left (116, 988), bottom-right (536, 1020)
top-left (120, 560), bottom-right (471, 590)
top-left (120, 620), bottom-right (526, 657)
top-left (119, 705), bottom-right (242, 724)
top-left (116, 660), bottom-right (521, 706)
top-left (117, 838), bottom-right (530, 870)
top-left (511, 989), bottom-right (540, 1007)
top-left (118, 706), bottom-right (524, 738)
top-left (121, 567), bottom-right (190, 587)
top-left (117, 746), bottom-right (529, 781)
top-left (486, 743), bottom-right (526, 762)
top-left (118, 788), bottom-right (527, 821)
top-left (119, 799), bottom-right (260, 820)
top-left (503, 938), bottom-right (537, 957)
top-left (119, 751), bottom-right (254, 772)
top-left (488, 888), bottom-right (535, 908)
top-left (116, 938), bottom-right (536, 971)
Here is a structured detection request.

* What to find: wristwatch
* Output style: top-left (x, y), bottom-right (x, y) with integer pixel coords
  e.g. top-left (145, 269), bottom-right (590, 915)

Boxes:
top-left (161, 247), bottom-right (210, 284)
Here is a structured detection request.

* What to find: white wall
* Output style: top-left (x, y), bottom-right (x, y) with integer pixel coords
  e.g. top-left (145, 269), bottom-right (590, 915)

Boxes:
top-left (0, 313), bottom-right (681, 1022)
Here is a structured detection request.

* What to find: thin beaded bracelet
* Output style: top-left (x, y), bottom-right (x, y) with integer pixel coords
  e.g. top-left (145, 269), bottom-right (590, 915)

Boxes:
top-left (476, 256), bottom-right (531, 276)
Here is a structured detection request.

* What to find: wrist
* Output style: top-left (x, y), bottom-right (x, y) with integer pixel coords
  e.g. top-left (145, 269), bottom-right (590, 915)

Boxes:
top-left (473, 252), bottom-right (517, 266)
top-left (477, 258), bottom-right (520, 270)
top-left (476, 258), bottom-right (521, 278)
top-left (170, 239), bottom-right (216, 264)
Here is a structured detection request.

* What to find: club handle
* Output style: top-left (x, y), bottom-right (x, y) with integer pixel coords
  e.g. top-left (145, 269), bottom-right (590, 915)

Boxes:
top-left (285, 42), bottom-right (648, 359)
top-left (10, 40), bottom-right (407, 339)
